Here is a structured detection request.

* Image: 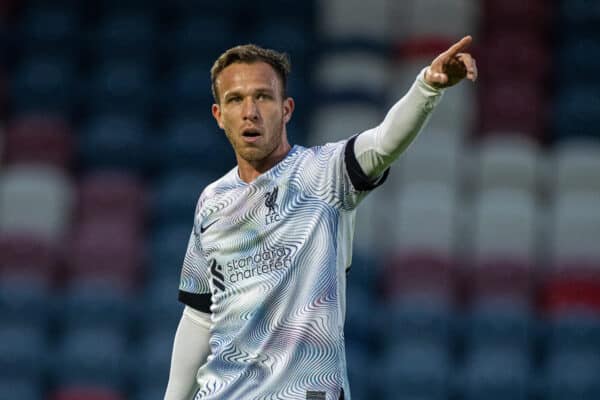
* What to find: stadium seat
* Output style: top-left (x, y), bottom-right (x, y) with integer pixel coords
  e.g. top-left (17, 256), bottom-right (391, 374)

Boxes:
top-left (560, 0), bottom-right (600, 30)
top-left (542, 266), bottom-right (600, 313)
top-left (541, 349), bottom-right (600, 400)
top-left (162, 14), bottom-right (237, 65)
top-left (141, 276), bottom-right (183, 335)
top-left (553, 86), bottom-right (600, 141)
top-left (10, 55), bottom-right (76, 115)
top-left (151, 171), bottom-right (214, 227)
top-left (159, 63), bottom-right (215, 120)
top-left (252, 22), bottom-right (312, 67)
top-left (557, 36), bottom-right (600, 86)
top-left (60, 279), bottom-right (136, 333)
top-left (78, 170), bottom-right (145, 229)
top-left (0, 376), bottom-right (42, 400)
top-left (382, 287), bottom-right (455, 347)
top-left (480, 80), bottom-right (546, 141)
top-left (392, 183), bottom-right (457, 258)
top-left (467, 259), bottom-right (533, 305)
top-left (51, 326), bottom-right (131, 388)
top-left (309, 102), bottom-right (382, 145)
top-left (550, 192), bottom-right (600, 265)
top-left (464, 297), bottom-right (533, 350)
top-left (390, 0), bottom-right (480, 41)
top-left (547, 309), bottom-right (600, 352)
top-left (147, 223), bottom-right (191, 279)
top-left (159, 117), bottom-right (234, 175)
top-left (50, 385), bottom-right (126, 400)
top-left (67, 219), bottom-right (142, 288)
top-left (86, 61), bottom-right (154, 116)
top-left (314, 50), bottom-right (388, 101)
top-left (483, 0), bottom-right (549, 31)
top-left (78, 114), bottom-right (148, 173)
top-left (0, 233), bottom-right (59, 283)
top-left (132, 331), bottom-right (173, 390)
top-left (471, 188), bottom-right (538, 264)
top-left (88, 11), bottom-right (156, 63)
top-left (5, 113), bottom-right (73, 168)
top-left (345, 341), bottom-right (373, 400)
top-left (318, 0), bottom-right (388, 42)
top-left (460, 345), bottom-right (531, 400)
top-left (0, 322), bottom-right (46, 380)
top-left (379, 340), bottom-right (450, 399)
top-left (18, 5), bottom-right (80, 57)
top-left (0, 274), bottom-right (53, 329)
top-left (345, 281), bottom-right (376, 345)
top-left (553, 138), bottom-right (600, 195)
top-left (476, 135), bottom-right (540, 193)
top-left (0, 164), bottom-right (74, 241)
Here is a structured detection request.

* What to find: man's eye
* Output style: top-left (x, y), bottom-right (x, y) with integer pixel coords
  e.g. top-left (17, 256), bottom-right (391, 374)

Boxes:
top-left (228, 96), bottom-right (242, 103)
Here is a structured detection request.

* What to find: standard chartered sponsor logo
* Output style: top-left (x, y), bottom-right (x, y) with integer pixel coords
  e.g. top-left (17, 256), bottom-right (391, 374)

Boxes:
top-left (226, 246), bottom-right (293, 283)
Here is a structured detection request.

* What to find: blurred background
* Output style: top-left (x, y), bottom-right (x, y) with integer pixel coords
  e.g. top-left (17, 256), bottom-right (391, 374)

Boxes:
top-left (1, 0), bottom-right (600, 399)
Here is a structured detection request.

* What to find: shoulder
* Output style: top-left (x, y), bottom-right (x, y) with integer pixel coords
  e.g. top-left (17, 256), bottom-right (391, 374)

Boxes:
top-left (196, 167), bottom-right (239, 210)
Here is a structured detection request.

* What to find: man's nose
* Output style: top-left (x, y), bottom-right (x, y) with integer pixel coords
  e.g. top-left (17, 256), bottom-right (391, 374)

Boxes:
top-left (242, 97), bottom-right (259, 121)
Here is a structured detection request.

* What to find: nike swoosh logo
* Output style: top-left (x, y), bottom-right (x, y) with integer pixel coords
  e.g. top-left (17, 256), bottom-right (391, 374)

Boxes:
top-left (200, 219), bottom-right (220, 233)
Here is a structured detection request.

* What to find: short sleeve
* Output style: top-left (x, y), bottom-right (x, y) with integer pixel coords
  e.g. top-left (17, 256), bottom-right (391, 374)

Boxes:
top-left (310, 137), bottom-right (389, 211)
top-left (178, 228), bottom-right (212, 313)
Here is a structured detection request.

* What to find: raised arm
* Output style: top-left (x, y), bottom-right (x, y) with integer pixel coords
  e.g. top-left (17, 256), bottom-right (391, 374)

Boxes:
top-left (354, 35), bottom-right (478, 179)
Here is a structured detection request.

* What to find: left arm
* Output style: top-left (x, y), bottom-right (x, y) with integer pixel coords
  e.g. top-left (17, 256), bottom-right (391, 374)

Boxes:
top-left (354, 35), bottom-right (478, 179)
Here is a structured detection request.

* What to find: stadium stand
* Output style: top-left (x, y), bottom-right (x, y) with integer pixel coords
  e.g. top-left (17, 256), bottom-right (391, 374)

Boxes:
top-left (1, 0), bottom-right (599, 399)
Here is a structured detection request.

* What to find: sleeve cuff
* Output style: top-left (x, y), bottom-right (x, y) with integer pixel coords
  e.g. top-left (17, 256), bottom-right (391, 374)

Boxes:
top-left (344, 135), bottom-right (390, 191)
top-left (179, 290), bottom-right (212, 313)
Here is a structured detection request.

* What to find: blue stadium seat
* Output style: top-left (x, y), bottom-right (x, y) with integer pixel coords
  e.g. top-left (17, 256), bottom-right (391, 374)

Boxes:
top-left (152, 171), bottom-right (214, 226)
top-left (460, 345), bottom-right (531, 400)
top-left (88, 12), bottom-right (156, 63)
top-left (51, 326), bottom-right (131, 388)
top-left (554, 86), bottom-right (600, 141)
top-left (0, 275), bottom-right (52, 330)
top-left (142, 277), bottom-right (183, 335)
top-left (345, 341), bottom-right (372, 400)
top-left (60, 279), bottom-right (136, 333)
top-left (159, 63), bottom-right (215, 120)
top-left (133, 331), bottom-right (173, 389)
top-left (251, 22), bottom-right (311, 67)
top-left (558, 37), bottom-right (600, 86)
top-left (345, 282), bottom-right (376, 346)
top-left (541, 349), bottom-right (600, 400)
top-left (148, 223), bottom-right (191, 279)
top-left (79, 114), bottom-right (147, 173)
top-left (163, 14), bottom-right (238, 65)
top-left (86, 61), bottom-right (154, 116)
top-left (383, 293), bottom-right (454, 347)
top-left (19, 5), bottom-right (80, 57)
top-left (465, 298), bottom-right (533, 350)
top-left (379, 340), bottom-right (449, 400)
top-left (159, 118), bottom-right (234, 174)
top-left (0, 322), bottom-right (46, 380)
top-left (548, 310), bottom-right (600, 352)
top-left (0, 376), bottom-right (42, 400)
top-left (561, 0), bottom-right (600, 29)
top-left (11, 56), bottom-right (76, 115)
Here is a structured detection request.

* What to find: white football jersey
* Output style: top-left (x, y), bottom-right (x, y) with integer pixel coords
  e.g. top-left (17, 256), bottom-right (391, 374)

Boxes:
top-left (179, 137), bottom-right (388, 400)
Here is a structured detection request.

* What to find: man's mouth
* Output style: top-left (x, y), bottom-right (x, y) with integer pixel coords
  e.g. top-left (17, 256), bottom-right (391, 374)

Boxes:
top-left (242, 128), bottom-right (261, 142)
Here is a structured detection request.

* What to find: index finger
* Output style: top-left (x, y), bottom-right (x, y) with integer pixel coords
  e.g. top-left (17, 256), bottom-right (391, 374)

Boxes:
top-left (443, 35), bottom-right (473, 58)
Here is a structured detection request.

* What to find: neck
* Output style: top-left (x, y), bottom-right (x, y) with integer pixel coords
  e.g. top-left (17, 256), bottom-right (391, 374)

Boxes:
top-left (237, 141), bottom-right (292, 183)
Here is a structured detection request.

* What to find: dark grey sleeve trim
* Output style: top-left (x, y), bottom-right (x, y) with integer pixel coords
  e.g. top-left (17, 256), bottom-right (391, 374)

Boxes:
top-left (344, 135), bottom-right (390, 191)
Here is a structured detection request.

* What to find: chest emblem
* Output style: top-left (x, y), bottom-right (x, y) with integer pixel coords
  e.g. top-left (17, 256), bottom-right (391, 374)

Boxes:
top-left (264, 186), bottom-right (281, 225)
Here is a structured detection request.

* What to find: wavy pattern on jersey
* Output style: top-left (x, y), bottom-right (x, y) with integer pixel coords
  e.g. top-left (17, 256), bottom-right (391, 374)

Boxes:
top-left (187, 143), bottom-right (363, 399)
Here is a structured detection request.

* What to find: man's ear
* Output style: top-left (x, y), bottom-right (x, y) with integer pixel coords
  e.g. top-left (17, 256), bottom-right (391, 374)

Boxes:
top-left (211, 103), bottom-right (224, 129)
top-left (283, 97), bottom-right (295, 124)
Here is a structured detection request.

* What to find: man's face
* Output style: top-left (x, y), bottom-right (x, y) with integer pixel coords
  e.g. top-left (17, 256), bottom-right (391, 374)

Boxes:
top-left (212, 61), bottom-right (294, 164)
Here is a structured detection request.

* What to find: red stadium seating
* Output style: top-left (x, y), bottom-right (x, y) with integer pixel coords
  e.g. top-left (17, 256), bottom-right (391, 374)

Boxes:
top-left (50, 386), bottom-right (125, 400)
top-left (78, 171), bottom-right (145, 229)
top-left (5, 113), bottom-right (73, 168)
top-left (0, 233), bottom-right (59, 283)
top-left (542, 263), bottom-right (600, 314)
top-left (467, 259), bottom-right (534, 304)
top-left (479, 80), bottom-right (546, 141)
top-left (382, 251), bottom-right (457, 301)
top-left (67, 219), bottom-right (142, 289)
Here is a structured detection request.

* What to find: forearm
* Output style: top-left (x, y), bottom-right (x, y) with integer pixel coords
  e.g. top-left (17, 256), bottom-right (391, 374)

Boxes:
top-left (164, 306), bottom-right (212, 400)
top-left (354, 68), bottom-right (444, 178)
